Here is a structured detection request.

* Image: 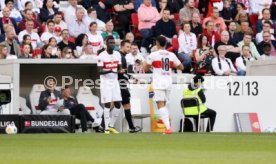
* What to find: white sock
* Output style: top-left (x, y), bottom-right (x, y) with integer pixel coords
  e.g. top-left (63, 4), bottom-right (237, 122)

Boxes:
top-left (109, 107), bottom-right (121, 128)
top-left (104, 108), bottom-right (110, 130)
top-left (159, 106), bottom-right (171, 129)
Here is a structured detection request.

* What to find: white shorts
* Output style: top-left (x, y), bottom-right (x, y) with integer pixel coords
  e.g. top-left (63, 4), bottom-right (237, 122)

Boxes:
top-left (100, 79), bottom-right (122, 104)
top-left (154, 89), bottom-right (171, 102)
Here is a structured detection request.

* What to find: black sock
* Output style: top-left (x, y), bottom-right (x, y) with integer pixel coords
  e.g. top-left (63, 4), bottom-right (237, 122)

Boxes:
top-left (124, 109), bottom-right (135, 129)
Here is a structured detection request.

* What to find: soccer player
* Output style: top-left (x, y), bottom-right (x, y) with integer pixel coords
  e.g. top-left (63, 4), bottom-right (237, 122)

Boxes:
top-left (143, 36), bottom-right (184, 134)
top-left (97, 36), bottom-right (122, 134)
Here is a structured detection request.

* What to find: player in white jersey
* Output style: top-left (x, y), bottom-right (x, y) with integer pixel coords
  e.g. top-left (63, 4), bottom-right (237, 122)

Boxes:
top-left (97, 36), bottom-right (122, 134)
top-left (143, 36), bottom-right (184, 134)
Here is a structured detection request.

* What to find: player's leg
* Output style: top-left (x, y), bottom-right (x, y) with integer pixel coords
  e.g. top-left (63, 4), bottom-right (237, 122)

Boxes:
top-left (108, 101), bottom-right (121, 134)
top-left (155, 89), bottom-right (172, 134)
top-left (101, 83), bottom-right (113, 133)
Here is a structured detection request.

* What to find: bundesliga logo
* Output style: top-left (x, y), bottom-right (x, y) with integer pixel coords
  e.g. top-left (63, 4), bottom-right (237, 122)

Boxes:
top-left (24, 121), bottom-right (69, 127)
top-left (0, 121), bottom-right (16, 127)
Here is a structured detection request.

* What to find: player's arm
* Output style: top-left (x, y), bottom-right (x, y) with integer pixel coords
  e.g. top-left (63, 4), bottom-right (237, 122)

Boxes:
top-left (143, 54), bottom-right (153, 72)
top-left (98, 66), bottom-right (113, 75)
top-left (173, 55), bottom-right (184, 70)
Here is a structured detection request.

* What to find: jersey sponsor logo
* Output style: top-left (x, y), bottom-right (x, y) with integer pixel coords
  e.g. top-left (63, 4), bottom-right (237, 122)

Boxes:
top-left (103, 61), bottom-right (119, 69)
top-left (90, 42), bottom-right (101, 46)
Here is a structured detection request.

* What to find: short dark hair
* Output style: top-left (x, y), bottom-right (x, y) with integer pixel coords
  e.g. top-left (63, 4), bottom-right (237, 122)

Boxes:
top-left (156, 36), bottom-right (167, 47)
top-left (120, 40), bottom-right (131, 47)
top-left (89, 21), bottom-right (97, 27)
top-left (262, 8), bottom-right (270, 14)
top-left (205, 20), bottom-right (213, 27)
top-left (193, 74), bottom-right (204, 83)
top-left (87, 8), bottom-right (96, 14)
top-left (131, 42), bottom-right (138, 47)
top-left (25, 1), bottom-right (32, 7)
top-left (54, 11), bottom-right (63, 16)
top-left (105, 35), bottom-right (114, 42)
top-left (47, 20), bottom-right (55, 26)
top-left (5, 0), bottom-right (13, 5)
top-left (263, 20), bottom-right (272, 26)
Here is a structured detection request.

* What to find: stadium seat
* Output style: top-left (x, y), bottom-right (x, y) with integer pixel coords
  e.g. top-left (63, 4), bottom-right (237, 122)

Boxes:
top-left (181, 97), bottom-right (211, 132)
top-left (130, 13), bottom-right (142, 38)
top-left (69, 36), bottom-right (75, 43)
top-left (33, 48), bottom-right (42, 58)
top-left (173, 13), bottom-right (179, 25)
top-left (19, 97), bottom-right (31, 114)
top-left (122, 98), bottom-right (150, 132)
top-left (76, 86), bottom-right (103, 123)
top-left (29, 84), bottom-right (45, 114)
top-left (249, 14), bottom-right (259, 35)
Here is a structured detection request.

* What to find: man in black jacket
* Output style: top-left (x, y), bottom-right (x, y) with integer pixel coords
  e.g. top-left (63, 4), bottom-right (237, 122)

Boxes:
top-left (62, 86), bottom-right (100, 133)
top-left (118, 40), bottom-right (142, 133)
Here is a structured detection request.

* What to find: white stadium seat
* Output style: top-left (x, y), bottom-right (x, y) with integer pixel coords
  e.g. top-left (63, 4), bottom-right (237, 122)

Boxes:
top-left (76, 86), bottom-right (103, 122)
top-left (19, 97), bottom-right (31, 114)
top-left (29, 84), bottom-right (45, 114)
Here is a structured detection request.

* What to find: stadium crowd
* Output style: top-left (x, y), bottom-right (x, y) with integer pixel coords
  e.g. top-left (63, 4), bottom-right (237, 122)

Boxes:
top-left (0, 0), bottom-right (275, 75)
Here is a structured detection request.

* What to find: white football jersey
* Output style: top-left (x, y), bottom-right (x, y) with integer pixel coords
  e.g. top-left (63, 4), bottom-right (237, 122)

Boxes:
top-left (97, 50), bottom-right (121, 80)
top-left (146, 49), bottom-right (181, 89)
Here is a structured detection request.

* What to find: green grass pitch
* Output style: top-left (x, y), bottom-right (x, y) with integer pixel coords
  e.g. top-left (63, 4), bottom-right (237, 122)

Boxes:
top-left (0, 133), bottom-right (276, 164)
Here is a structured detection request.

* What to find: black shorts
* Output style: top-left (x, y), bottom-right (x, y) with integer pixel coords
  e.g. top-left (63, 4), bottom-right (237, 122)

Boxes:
top-left (121, 89), bottom-right (130, 105)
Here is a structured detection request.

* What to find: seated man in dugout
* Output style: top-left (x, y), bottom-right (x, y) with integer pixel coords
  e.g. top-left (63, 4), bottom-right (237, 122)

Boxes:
top-left (39, 78), bottom-right (70, 115)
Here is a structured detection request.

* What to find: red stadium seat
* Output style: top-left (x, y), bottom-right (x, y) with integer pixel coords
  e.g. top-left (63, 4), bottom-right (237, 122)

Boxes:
top-left (69, 36), bottom-right (75, 43)
top-left (131, 13), bottom-right (142, 38)
top-left (33, 48), bottom-right (42, 58)
top-left (174, 13), bottom-right (179, 25)
top-left (249, 14), bottom-right (259, 35)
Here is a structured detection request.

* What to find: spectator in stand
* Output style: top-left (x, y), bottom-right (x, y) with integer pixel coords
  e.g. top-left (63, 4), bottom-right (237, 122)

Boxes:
top-left (236, 21), bottom-right (252, 42)
top-left (126, 43), bottom-right (145, 73)
top-left (48, 37), bottom-right (60, 57)
top-left (257, 31), bottom-right (276, 57)
top-left (45, 12), bottom-right (67, 32)
top-left (202, 20), bottom-right (220, 48)
top-left (19, 43), bottom-right (32, 58)
top-left (178, 22), bottom-right (197, 72)
top-left (87, 22), bottom-right (104, 55)
top-left (134, 0), bottom-right (156, 12)
top-left (21, 34), bottom-right (33, 54)
top-left (256, 21), bottom-right (275, 44)
top-left (235, 11), bottom-right (252, 33)
top-left (0, 7), bottom-right (18, 34)
top-left (189, 12), bottom-right (202, 37)
top-left (41, 20), bottom-right (59, 44)
top-left (235, 45), bottom-right (255, 76)
top-left (214, 30), bottom-right (241, 63)
top-left (20, 1), bottom-right (37, 20)
top-left (257, 0), bottom-right (272, 19)
top-left (228, 21), bottom-right (240, 45)
top-left (61, 46), bottom-right (74, 59)
top-left (256, 8), bottom-right (276, 36)
top-left (18, 20), bottom-right (41, 49)
top-left (238, 33), bottom-right (260, 59)
top-left (0, 24), bottom-right (14, 42)
top-left (154, 8), bottom-right (177, 45)
top-left (203, 7), bottom-right (227, 34)
top-left (68, 7), bottom-right (88, 38)
top-left (125, 32), bottom-right (135, 44)
top-left (234, 3), bottom-right (246, 21)
top-left (79, 44), bottom-right (97, 59)
top-left (113, 0), bottom-right (134, 36)
top-left (64, 0), bottom-right (87, 24)
top-left (40, 0), bottom-right (58, 23)
top-left (2, 0), bottom-right (22, 23)
top-left (85, 8), bottom-right (105, 34)
top-left (39, 78), bottom-right (70, 115)
top-left (41, 44), bottom-right (59, 58)
top-left (0, 44), bottom-right (8, 59)
top-left (138, 0), bottom-right (160, 52)
top-left (259, 43), bottom-right (276, 60)
top-left (17, 0), bottom-right (42, 13)
top-left (80, 0), bottom-right (107, 22)
top-left (18, 9), bottom-right (43, 34)
top-left (157, 0), bottom-right (175, 20)
top-left (101, 21), bottom-right (121, 51)
top-left (179, 0), bottom-right (199, 25)
top-left (57, 29), bottom-right (77, 55)
top-left (0, 27), bottom-right (20, 57)
top-left (219, 0), bottom-right (232, 26)
top-left (75, 33), bottom-right (88, 56)
top-left (195, 35), bottom-right (215, 71)
top-left (212, 45), bottom-right (237, 76)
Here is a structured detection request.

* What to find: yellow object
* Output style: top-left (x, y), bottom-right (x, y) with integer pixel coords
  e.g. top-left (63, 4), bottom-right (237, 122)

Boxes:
top-left (183, 88), bottom-right (207, 115)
